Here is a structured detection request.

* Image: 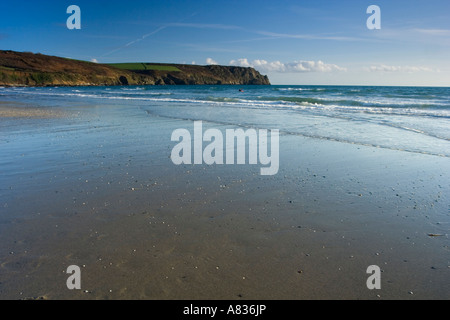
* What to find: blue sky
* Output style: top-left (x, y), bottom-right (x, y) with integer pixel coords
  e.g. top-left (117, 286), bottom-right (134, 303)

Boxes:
top-left (1, 0), bottom-right (449, 86)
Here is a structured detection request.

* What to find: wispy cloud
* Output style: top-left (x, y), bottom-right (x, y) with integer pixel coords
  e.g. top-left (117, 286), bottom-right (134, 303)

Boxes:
top-left (101, 20), bottom-right (368, 58)
top-left (414, 28), bottom-right (450, 36)
top-left (171, 24), bottom-right (362, 42)
top-left (180, 42), bottom-right (248, 54)
top-left (164, 23), bottom-right (241, 30)
top-left (254, 30), bottom-right (364, 42)
top-left (365, 65), bottom-right (437, 73)
top-left (229, 58), bottom-right (347, 73)
top-left (364, 27), bottom-right (450, 46)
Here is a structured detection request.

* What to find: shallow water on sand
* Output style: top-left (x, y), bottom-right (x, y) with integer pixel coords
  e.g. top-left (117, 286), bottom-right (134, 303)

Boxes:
top-left (0, 85), bottom-right (449, 299)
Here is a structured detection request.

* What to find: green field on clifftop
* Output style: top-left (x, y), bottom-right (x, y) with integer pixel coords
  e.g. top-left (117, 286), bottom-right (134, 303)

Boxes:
top-left (109, 63), bottom-right (181, 72)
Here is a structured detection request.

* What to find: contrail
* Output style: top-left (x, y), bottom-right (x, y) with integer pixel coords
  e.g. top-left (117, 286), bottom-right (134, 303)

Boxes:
top-left (101, 25), bottom-right (167, 58)
top-left (100, 12), bottom-right (198, 59)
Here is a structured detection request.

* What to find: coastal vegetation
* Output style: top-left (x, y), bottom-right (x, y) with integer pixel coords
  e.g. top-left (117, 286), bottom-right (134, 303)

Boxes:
top-left (109, 63), bottom-right (182, 72)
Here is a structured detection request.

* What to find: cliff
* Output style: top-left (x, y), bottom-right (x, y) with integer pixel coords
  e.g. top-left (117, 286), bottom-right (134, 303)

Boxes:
top-left (0, 51), bottom-right (270, 87)
top-left (114, 63), bottom-right (271, 85)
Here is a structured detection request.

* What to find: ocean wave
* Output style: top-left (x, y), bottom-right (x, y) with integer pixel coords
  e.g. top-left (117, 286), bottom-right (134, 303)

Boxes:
top-left (204, 96), bottom-right (241, 103)
top-left (121, 87), bottom-right (146, 91)
top-left (276, 87), bottom-right (326, 92)
top-left (4, 88), bottom-right (450, 119)
top-left (141, 109), bottom-right (450, 158)
top-left (101, 90), bottom-right (173, 96)
top-left (2, 85), bottom-right (449, 157)
top-left (255, 95), bottom-right (449, 109)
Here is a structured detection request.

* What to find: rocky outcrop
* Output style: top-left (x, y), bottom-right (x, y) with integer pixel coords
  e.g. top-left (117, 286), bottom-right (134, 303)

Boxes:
top-left (0, 50), bottom-right (270, 87)
top-left (132, 64), bottom-right (270, 85)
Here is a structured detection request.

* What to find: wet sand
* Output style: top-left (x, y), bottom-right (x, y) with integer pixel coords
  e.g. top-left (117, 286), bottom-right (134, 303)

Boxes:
top-left (0, 102), bottom-right (68, 119)
top-left (0, 102), bottom-right (449, 300)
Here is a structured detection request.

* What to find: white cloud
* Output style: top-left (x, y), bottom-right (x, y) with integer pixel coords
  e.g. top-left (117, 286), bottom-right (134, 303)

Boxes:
top-left (229, 58), bottom-right (251, 67)
top-left (91, 58), bottom-right (99, 63)
top-left (206, 58), bottom-right (218, 65)
top-left (229, 59), bottom-right (346, 73)
top-left (366, 65), bottom-right (436, 73)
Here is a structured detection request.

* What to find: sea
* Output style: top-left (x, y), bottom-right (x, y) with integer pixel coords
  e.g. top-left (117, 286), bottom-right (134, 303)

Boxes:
top-left (1, 85), bottom-right (449, 157)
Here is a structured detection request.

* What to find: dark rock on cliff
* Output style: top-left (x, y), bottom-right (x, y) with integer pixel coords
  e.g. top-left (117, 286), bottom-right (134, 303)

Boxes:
top-left (137, 64), bottom-right (270, 85)
top-left (111, 63), bottom-right (270, 85)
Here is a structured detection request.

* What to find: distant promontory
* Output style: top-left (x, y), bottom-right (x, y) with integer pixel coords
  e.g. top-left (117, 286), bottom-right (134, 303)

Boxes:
top-left (0, 50), bottom-right (270, 87)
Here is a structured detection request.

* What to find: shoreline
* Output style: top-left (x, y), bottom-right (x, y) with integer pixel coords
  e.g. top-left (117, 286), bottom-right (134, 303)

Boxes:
top-left (0, 84), bottom-right (274, 89)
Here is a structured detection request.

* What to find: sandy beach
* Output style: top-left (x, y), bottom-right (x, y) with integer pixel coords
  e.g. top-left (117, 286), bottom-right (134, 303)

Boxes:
top-left (0, 95), bottom-right (448, 300)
